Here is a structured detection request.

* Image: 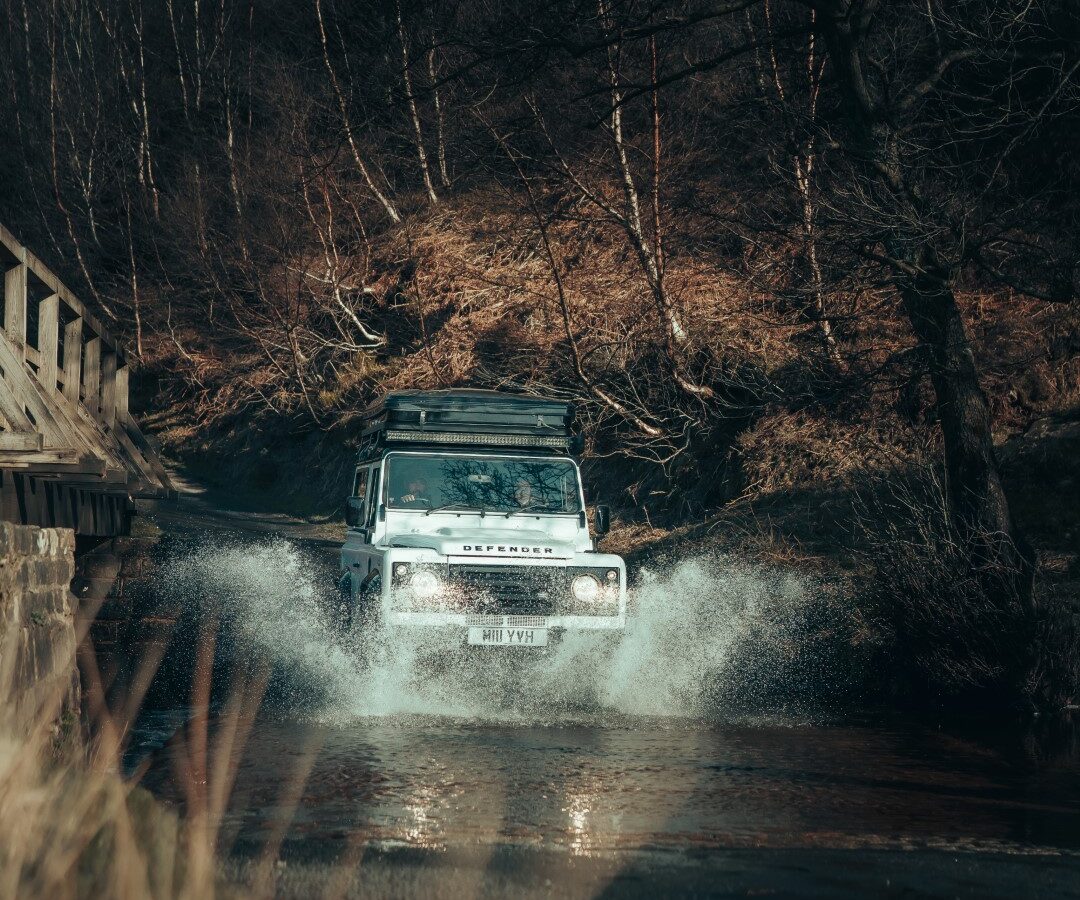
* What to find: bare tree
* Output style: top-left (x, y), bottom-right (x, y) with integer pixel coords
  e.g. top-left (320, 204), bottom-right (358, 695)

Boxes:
top-left (482, 111), bottom-right (665, 437)
top-left (426, 41), bottom-right (451, 189)
top-left (396, 0), bottom-right (439, 205)
top-left (313, 0), bottom-right (402, 223)
top-left (797, 0), bottom-right (1077, 600)
top-left (748, 1), bottom-right (840, 361)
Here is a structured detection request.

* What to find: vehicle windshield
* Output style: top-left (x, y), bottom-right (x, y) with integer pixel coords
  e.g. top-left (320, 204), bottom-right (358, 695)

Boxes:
top-left (385, 454), bottom-right (582, 514)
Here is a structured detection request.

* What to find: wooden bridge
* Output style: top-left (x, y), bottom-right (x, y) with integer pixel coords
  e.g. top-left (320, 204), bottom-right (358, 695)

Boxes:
top-left (0, 224), bottom-right (172, 537)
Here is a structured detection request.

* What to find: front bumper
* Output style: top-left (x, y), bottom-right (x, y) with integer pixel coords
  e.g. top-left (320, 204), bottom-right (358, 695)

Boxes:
top-left (387, 560), bottom-right (626, 628)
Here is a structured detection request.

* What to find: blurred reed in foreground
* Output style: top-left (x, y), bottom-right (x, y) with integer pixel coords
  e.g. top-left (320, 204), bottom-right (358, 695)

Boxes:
top-left (0, 603), bottom-right (314, 900)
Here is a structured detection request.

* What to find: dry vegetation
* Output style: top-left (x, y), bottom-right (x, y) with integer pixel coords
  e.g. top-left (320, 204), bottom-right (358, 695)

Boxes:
top-left (2, 610), bottom-right (309, 899)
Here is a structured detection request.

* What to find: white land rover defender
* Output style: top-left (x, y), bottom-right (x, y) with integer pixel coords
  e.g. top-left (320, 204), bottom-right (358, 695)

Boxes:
top-left (338, 390), bottom-right (626, 648)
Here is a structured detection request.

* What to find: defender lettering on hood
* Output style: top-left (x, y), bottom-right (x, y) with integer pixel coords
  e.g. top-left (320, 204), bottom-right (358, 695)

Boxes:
top-left (462, 544), bottom-right (555, 555)
top-left (389, 532), bottom-right (577, 558)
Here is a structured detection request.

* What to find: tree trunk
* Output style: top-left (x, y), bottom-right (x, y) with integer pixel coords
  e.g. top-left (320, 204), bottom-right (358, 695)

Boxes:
top-left (817, 2), bottom-right (1031, 582)
top-left (897, 262), bottom-right (1008, 535)
top-left (397, 0), bottom-right (439, 205)
top-left (899, 258), bottom-right (1041, 708)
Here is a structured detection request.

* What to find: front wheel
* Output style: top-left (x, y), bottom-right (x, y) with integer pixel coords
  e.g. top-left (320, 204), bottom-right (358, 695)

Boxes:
top-left (335, 574), bottom-right (355, 631)
top-left (353, 573), bottom-right (382, 632)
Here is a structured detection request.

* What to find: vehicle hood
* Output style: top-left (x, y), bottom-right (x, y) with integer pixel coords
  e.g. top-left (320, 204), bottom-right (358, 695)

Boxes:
top-left (387, 527), bottom-right (578, 560)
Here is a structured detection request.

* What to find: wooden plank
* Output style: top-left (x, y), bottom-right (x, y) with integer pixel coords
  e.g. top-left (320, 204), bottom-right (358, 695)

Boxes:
top-left (27, 465), bottom-right (127, 484)
top-left (121, 413), bottom-right (175, 491)
top-left (12, 456), bottom-right (107, 476)
top-left (61, 386), bottom-right (131, 475)
top-left (67, 393), bottom-right (128, 466)
top-left (63, 317), bottom-right (82, 405)
top-left (116, 365), bottom-right (129, 419)
top-left (110, 416), bottom-right (161, 486)
top-left (25, 251), bottom-right (123, 363)
top-left (37, 293), bottom-right (59, 392)
top-left (0, 432), bottom-right (43, 451)
top-left (0, 371), bottom-right (35, 431)
top-left (101, 351), bottom-right (117, 425)
top-left (0, 449), bottom-right (80, 466)
top-left (0, 222), bottom-right (23, 260)
top-left (4, 261), bottom-right (27, 356)
top-left (83, 336), bottom-right (101, 417)
top-left (0, 328), bottom-right (96, 455)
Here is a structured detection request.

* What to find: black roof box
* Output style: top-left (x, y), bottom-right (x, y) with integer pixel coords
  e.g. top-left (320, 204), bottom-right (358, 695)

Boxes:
top-left (359, 389), bottom-right (579, 456)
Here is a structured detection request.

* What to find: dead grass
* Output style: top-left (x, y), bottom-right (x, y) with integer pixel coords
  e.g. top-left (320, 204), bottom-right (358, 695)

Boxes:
top-left (138, 186), bottom-right (1080, 537)
top-left (735, 408), bottom-right (926, 496)
top-left (849, 462), bottom-right (1080, 712)
top-left (134, 188), bottom-right (1080, 712)
top-left (0, 601), bottom-right (262, 899)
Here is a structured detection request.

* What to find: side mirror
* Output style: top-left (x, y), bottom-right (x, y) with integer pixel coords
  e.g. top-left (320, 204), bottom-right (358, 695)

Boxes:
top-left (345, 497), bottom-right (365, 528)
top-left (594, 504), bottom-right (611, 537)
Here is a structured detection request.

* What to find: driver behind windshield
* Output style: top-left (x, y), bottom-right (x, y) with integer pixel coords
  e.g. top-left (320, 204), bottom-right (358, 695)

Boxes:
top-left (391, 473), bottom-right (431, 509)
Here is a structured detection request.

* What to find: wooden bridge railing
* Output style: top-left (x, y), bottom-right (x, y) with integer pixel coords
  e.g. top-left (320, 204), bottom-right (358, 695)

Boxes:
top-left (0, 222), bottom-right (172, 503)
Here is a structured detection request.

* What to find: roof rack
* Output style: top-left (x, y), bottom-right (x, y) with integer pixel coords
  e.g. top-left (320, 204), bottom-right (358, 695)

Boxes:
top-left (358, 390), bottom-right (581, 459)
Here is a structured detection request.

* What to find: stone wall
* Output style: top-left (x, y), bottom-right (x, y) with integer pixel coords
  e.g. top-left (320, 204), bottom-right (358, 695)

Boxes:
top-left (74, 533), bottom-right (172, 707)
top-left (0, 522), bottom-right (79, 741)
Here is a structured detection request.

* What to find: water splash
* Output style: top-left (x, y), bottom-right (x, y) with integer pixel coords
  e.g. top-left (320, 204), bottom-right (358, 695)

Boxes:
top-left (158, 535), bottom-right (843, 723)
top-left (160, 535), bottom-right (366, 711)
top-left (546, 556), bottom-right (815, 716)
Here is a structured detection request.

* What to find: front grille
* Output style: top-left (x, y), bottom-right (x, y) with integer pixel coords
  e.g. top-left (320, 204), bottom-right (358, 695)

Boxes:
top-left (465, 614), bottom-right (548, 627)
top-left (507, 615), bottom-right (548, 627)
top-left (466, 614), bottom-right (502, 626)
top-left (449, 565), bottom-right (563, 615)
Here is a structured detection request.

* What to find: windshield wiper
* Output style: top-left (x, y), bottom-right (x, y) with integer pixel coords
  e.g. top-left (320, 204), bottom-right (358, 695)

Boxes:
top-left (504, 504), bottom-right (558, 518)
top-left (424, 502), bottom-right (487, 517)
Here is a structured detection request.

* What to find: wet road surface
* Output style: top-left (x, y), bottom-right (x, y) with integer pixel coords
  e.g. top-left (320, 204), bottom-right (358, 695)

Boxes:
top-left (131, 709), bottom-right (1080, 898)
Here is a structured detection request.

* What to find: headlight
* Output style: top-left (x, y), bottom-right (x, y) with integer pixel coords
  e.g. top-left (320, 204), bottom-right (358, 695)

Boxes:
top-left (605, 569), bottom-right (618, 583)
top-left (571, 574), bottom-right (600, 602)
top-left (410, 570), bottom-right (441, 599)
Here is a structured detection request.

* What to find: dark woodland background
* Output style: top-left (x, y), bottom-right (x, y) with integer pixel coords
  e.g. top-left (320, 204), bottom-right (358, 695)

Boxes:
top-left (2, 0), bottom-right (1080, 709)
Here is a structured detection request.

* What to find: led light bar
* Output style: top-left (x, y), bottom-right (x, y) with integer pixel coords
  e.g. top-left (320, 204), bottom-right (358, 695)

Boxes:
top-left (384, 429), bottom-right (570, 448)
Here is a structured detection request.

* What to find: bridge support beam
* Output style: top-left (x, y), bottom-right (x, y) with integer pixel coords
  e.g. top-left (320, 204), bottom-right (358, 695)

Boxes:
top-left (62, 317), bottom-right (83, 406)
top-left (101, 352), bottom-right (117, 426)
top-left (83, 337), bottom-right (101, 417)
top-left (0, 468), bottom-right (130, 536)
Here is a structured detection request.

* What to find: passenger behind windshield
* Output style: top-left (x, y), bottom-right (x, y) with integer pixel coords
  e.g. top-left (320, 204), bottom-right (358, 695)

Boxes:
top-left (385, 455), bottom-right (581, 514)
top-left (514, 478), bottom-right (533, 508)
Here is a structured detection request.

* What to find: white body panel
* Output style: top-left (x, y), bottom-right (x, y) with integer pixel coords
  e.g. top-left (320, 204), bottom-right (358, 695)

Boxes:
top-left (339, 452), bottom-right (627, 642)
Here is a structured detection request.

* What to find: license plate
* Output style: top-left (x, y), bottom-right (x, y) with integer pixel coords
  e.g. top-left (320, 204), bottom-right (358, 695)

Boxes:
top-left (467, 626), bottom-right (548, 647)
